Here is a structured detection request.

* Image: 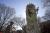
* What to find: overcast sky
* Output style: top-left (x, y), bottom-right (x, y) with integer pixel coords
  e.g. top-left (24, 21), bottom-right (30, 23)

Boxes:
top-left (0, 0), bottom-right (45, 18)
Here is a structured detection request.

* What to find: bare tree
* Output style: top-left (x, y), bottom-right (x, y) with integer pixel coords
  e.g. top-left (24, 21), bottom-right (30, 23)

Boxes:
top-left (42, 0), bottom-right (50, 20)
top-left (0, 4), bottom-right (16, 31)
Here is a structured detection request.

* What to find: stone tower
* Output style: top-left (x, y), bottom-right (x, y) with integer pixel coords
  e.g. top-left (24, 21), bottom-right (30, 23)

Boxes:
top-left (26, 4), bottom-right (40, 33)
